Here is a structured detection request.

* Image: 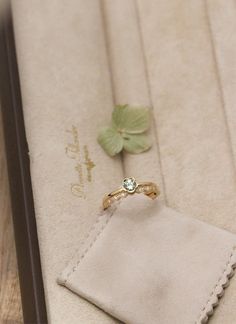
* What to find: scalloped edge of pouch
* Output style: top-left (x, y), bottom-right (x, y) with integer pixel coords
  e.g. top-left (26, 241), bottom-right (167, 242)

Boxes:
top-left (197, 246), bottom-right (236, 324)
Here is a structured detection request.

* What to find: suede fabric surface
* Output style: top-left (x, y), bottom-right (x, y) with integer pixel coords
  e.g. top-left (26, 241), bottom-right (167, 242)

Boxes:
top-left (12, 1), bottom-right (123, 323)
top-left (59, 195), bottom-right (236, 324)
top-left (10, 0), bottom-right (236, 323)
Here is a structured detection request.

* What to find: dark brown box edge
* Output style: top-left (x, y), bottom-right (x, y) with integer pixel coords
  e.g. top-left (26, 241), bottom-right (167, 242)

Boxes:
top-left (0, 7), bottom-right (48, 324)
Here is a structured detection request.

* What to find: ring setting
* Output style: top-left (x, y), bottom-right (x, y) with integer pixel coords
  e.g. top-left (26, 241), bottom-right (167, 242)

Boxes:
top-left (122, 177), bottom-right (137, 193)
top-left (103, 177), bottom-right (160, 210)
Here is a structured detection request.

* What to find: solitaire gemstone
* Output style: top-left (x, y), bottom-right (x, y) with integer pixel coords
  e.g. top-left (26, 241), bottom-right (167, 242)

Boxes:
top-left (123, 177), bottom-right (137, 193)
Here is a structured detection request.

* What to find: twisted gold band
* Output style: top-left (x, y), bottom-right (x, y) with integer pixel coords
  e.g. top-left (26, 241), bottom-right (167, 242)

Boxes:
top-left (103, 177), bottom-right (160, 210)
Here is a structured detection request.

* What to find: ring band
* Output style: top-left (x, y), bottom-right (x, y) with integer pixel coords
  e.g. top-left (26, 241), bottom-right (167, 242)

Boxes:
top-left (103, 177), bottom-right (160, 210)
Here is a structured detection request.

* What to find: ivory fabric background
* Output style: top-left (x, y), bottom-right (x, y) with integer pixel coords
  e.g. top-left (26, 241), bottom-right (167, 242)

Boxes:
top-left (11, 0), bottom-right (236, 323)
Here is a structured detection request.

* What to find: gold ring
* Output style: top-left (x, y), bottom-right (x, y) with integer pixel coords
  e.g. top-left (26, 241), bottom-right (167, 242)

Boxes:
top-left (103, 177), bottom-right (160, 210)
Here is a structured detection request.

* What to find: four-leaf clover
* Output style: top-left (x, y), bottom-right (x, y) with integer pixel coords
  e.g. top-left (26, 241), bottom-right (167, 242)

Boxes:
top-left (98, 105), bottom-right (152, 156)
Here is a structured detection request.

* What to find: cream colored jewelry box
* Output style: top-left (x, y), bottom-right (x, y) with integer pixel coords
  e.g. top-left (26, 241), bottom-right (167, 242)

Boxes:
top-left (1, 0), bottom-right (236, 323)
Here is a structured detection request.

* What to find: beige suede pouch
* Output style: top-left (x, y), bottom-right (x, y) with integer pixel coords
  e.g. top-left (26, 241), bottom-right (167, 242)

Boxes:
top-left (58, 195), bottom-right (236, 324)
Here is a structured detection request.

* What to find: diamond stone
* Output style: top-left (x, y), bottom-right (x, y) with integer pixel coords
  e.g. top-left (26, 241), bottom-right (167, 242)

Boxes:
top-left (122, 177), bottom-right (137, 193)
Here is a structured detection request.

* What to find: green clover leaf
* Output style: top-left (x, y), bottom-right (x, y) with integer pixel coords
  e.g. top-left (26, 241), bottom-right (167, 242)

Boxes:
top-left (97, 127), bottom-right (123, 156)
top-left (123, 133), bottom-right (151, 154)
top-left (112, 105), bottom-right (150, 134)
top-left (98, 105), bottom-right (152, 156)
